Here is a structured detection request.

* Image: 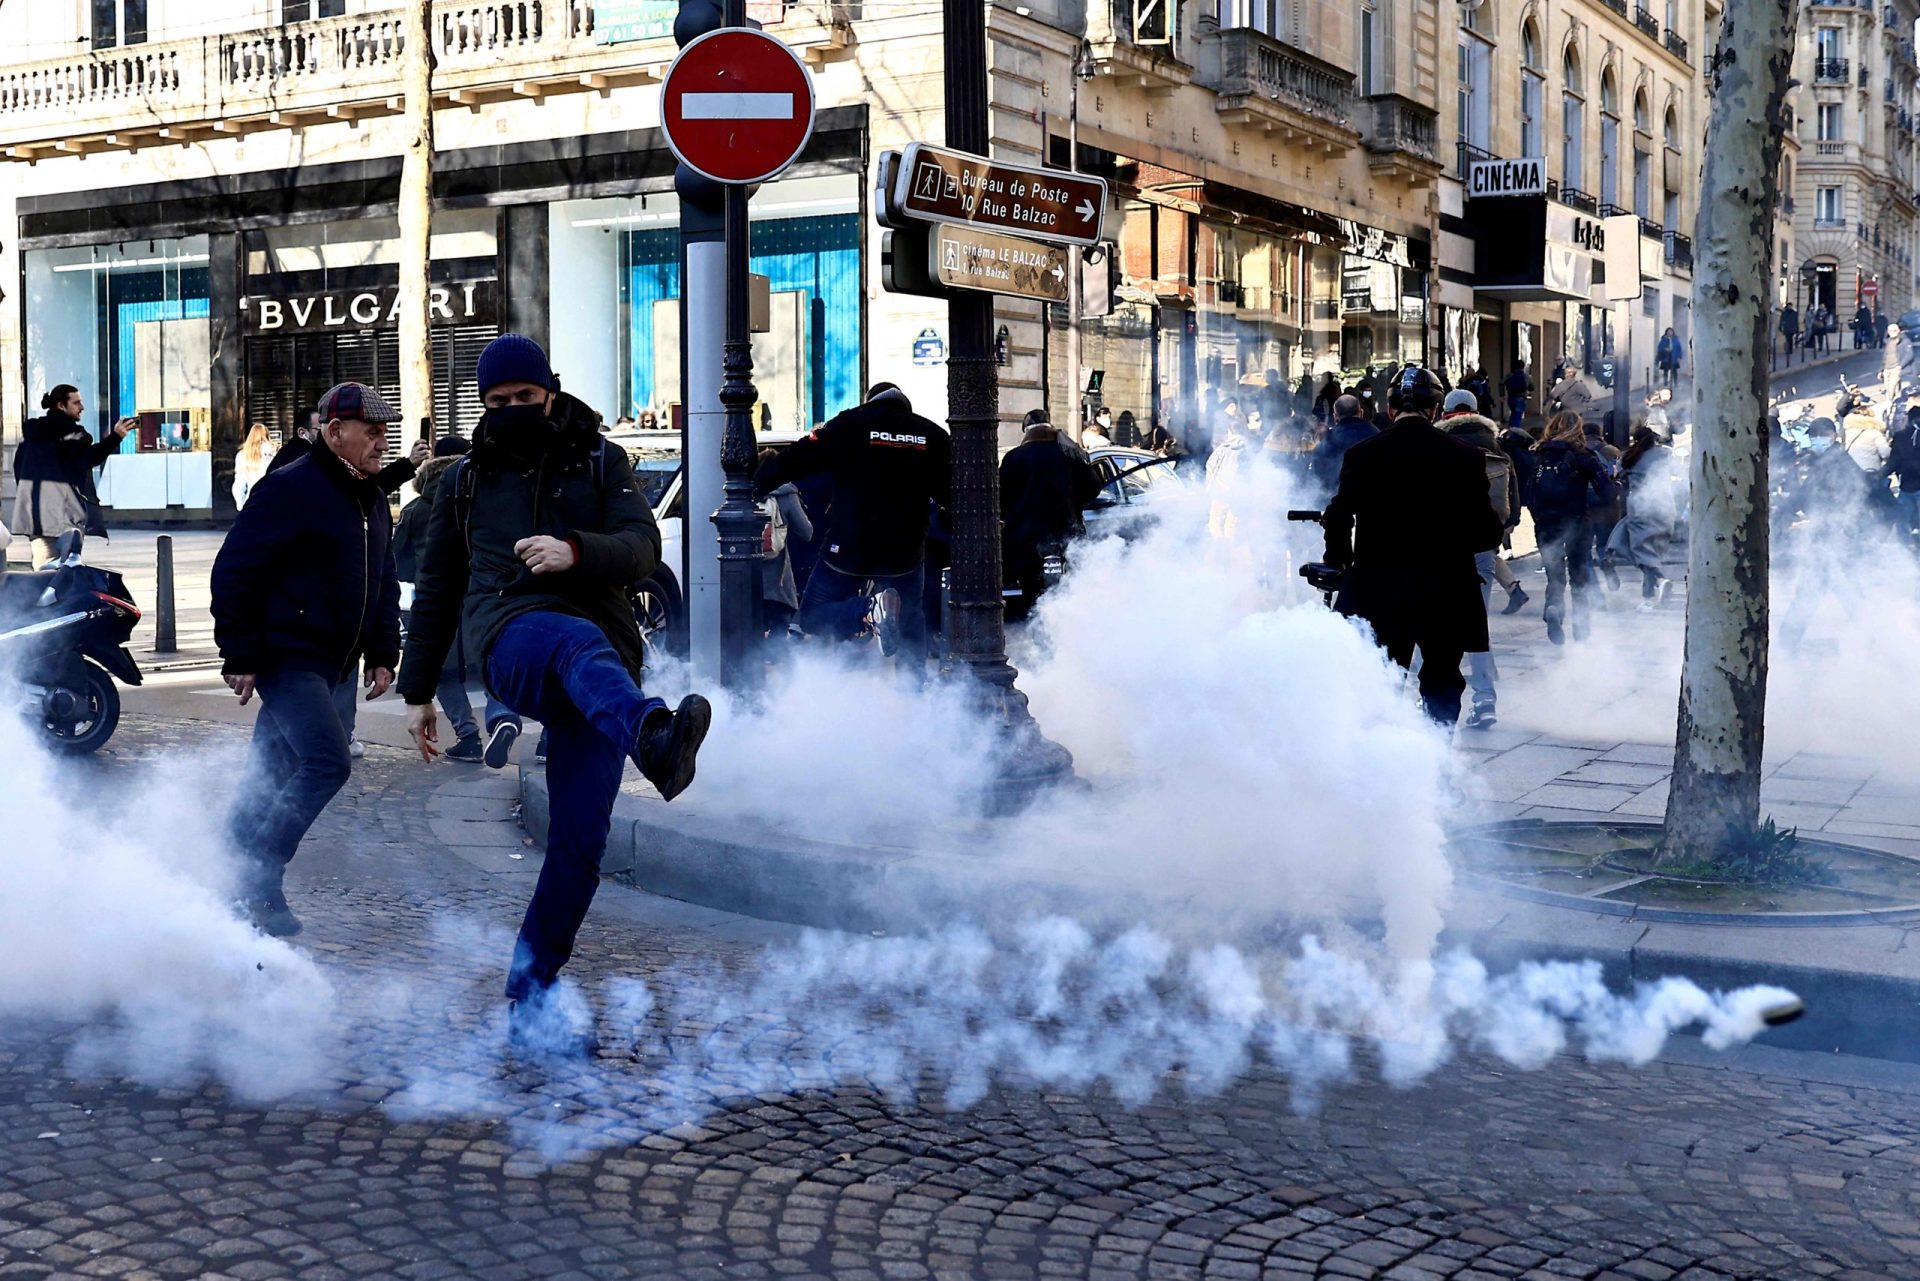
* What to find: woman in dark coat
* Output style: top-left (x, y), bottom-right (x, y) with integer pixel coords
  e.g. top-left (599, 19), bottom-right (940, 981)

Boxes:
top-left (11, 384), bottom-right (131, 567)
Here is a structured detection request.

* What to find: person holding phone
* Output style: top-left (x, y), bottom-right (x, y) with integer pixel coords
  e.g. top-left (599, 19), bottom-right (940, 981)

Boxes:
top-left (10, 385), bottom-right (133, 568)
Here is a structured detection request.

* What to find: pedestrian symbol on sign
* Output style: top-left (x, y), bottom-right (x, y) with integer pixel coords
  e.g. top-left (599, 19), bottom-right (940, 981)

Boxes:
top-left (943, 240), bottom-right (959, 270)
top-left (914, 163), bottom-right (943, 200)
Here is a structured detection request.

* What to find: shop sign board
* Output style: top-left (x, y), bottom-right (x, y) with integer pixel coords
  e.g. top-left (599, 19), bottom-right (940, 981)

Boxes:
top-left (1467, 157), bottom-right (1546, 199)
top-left (890, 142), bottom-right (1107, 249)
top-left (929, 226), bottom-right (1071, 302)
top-left (242, 281), bottom-right (497, 334)
top-left (661, 28), bottom-right (816, 185)
top-left (595, 0), bottom-right (676, 44)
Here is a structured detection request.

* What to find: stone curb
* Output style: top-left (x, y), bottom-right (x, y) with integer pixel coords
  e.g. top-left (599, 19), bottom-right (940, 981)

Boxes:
top-left (520, 767), bottom-right (1920, 1063)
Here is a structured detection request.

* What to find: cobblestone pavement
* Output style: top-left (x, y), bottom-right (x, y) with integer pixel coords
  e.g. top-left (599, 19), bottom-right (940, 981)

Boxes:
top-left (6, 714), bottom-right (1920, 1281)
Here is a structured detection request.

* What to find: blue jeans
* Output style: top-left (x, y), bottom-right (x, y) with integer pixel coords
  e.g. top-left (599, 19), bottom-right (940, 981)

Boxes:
top-left (332, 670), bottom-right (358, 738)
top-left (232, 669), bottom-right (353, 879)
top-left (1897, 491), bottom-right (1920, 538)
top-left (436, 628), bottom-right (515, 742)
top-left (1508, 396), bottom-right (1528, 427)
top-left (1468, 551), bottom-right (1499, 708)
top-left (799, 561), bottom-right (927, 666)
top-left (485, 612), bottom-right (665, 1000)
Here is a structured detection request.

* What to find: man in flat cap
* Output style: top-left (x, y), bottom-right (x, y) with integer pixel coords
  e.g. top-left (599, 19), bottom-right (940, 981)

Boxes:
top-left (212, 382), bottom-right (404, 938)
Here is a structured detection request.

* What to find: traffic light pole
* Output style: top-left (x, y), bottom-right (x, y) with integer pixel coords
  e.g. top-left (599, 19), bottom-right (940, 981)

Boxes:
top-left (942, 0), bottom-right (1074, 803)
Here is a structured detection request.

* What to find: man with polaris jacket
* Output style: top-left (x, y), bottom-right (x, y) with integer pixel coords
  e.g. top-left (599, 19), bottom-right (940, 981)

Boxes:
top-left (753, 383), bottom-right (951, 666)
top-left (399, 335), bottom-right (710, 1055)
top-left (1322, 366), bottom-right (1507, 727)
top-left (211, 382), bottom-right (404, 939)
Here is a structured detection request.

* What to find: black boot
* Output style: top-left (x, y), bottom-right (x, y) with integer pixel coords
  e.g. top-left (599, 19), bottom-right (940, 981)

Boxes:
top-left (1502, 584), bottom-right (1530, 615)
top-left (239, 862), bottom-right (302, 938)
top-left (633, 694), bottom-right (713, 802)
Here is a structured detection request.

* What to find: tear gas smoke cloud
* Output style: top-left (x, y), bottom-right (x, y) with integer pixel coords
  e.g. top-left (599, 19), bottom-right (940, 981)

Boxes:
top-left (0, 441), bottom-right (1798, 1162)
top-left (0, 715), bottom-right (336, 1099)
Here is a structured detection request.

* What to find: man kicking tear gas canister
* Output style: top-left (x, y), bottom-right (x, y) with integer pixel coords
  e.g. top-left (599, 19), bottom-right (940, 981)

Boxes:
top-left (399, 335), bottom-right (711, 1057)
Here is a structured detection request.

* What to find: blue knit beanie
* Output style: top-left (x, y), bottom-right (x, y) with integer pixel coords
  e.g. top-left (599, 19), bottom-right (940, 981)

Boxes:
top-left (476, 334), bottom-right (556, 399)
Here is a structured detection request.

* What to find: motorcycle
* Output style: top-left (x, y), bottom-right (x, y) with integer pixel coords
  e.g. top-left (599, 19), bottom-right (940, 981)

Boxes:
top-left (0, 531), bottom-right (143, 754)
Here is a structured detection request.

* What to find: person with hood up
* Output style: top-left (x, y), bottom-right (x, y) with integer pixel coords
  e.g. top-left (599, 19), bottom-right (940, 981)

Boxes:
top-left (400, 335), bottom-right (711, 1055)
top-left (211, 382), bottom-right (404, 939)
top-left (1000, 409), bottom-right (1101, 620)
top-left (1608, 423), bottom-right (1683, 609)
top-left (754, 382), bottom-right (951, 666)
top-left (11, 384), bottom-right (133, 568)
top-left (1525, 411), bottom-right (1619, 645)
top-left (1323, 367), bottom-right (1506, 726)
top-left (1438, 388), bottom-right (1523, 728)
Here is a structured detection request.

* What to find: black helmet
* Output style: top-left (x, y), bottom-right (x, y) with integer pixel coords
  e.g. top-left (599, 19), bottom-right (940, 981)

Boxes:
top-left (1395, 365), bottom-right (1446, 410)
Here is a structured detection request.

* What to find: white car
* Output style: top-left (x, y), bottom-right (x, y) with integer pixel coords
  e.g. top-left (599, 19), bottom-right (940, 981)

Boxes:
top-left (1085, 446), bottom-right (1184, 538)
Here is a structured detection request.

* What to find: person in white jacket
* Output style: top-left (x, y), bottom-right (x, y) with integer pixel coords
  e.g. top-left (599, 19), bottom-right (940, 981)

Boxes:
top-left (231, 423), bottom-right (278, 510)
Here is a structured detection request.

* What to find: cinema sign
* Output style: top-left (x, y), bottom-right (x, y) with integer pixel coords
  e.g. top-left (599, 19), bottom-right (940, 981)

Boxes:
top-left (1467, 157), bottom-right (1546, 199)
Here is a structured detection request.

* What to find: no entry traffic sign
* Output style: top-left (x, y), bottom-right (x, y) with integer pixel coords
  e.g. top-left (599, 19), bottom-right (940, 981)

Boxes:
top-left (662, 28), bottom-right (816, 185)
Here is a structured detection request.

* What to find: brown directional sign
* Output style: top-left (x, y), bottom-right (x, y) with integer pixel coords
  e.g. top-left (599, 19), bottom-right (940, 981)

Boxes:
top-left (929, 226), bottom-right (1071, 302)
top-left (891, 142), bottom-right (1108, 249)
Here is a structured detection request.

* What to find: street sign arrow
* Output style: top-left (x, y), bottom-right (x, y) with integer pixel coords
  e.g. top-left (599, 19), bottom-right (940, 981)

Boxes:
top-left (890, 142), bottom-right (1108, 249)
top-left (929, 225), bottom-right (1072, 302)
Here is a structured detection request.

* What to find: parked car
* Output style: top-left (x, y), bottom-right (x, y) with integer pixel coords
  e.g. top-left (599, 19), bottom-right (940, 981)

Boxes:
top-left (1086, 446), bottom-right (1183, 538)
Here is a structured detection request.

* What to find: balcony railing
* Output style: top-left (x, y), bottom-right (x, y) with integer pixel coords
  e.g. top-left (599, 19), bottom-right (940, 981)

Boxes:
top-left (1813, 214), bottom-right (1848, 227)
top-left (0, 0), bottom-right (853, 150)
top-left (1815, 57), bottom-right (1851, 82)
top-left (1665, 230), bottom-right (1694, 271)
top-left (1600, 201), bottom-right (1633, 218)
top-left (1559, 186), bottom-right (1599, 213)
top-left (1665, 29), bottom-right (1689, 60)
top-left (1361, 93), bottom-right (1438, 166)
top-left (1456, 140), bottom-right (1498, 180)
top-left (1216, 28), bottom-right (1355, 132)
top-left (1633, 6), bottom-right (1660, 38)
top-left (1816, 139), bottom-right (1847, 154)
top-left (1640, 216), bottom-right (1665, 240)
top-left (1862, 64), bottom-right (1872, 87)
top-left (1602, 0), bottom-right (1627, 14)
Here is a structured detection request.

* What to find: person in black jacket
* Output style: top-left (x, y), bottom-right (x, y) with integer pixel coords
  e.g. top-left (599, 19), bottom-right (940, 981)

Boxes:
top-left (270, 404), bottom-right (430, 759)
top-left (754, 383), bottom-right (951, 666)
top-left (1525, 411), bottom-right (1619, 645)
top-left (1305, 395), bottom-right (1379, 500)
top-left (400, 335), bottom-right (709, 1055)
top-left (1890, 405), bottom-right (1920, 539)
top-left (211, 382), bottom-right (404, 939)
top-left (1000, 410), bottom-right (1101, 621)
top-left (10, 384), bottom-right (133, 567)
top-left (1323, 367), bottom-right (1506, 726)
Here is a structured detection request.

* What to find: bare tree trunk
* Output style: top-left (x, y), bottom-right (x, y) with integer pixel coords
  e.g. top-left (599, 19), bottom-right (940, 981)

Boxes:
top-left (397, 0), bottom-right (436, 449)
top-left (1659, 0), bottom-right (1797, 862)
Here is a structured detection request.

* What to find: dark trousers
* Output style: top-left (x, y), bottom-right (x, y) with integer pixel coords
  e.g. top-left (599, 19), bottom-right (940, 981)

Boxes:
top-left (1373, 624), bottom-right (1467, 726)
top-left (799, 560), bottom-right (927, 665)
top-left (1540, 521), bottom-right (1594, 637)
top-left (231, 668), bottom-right (353, 880)
top-left (485, 612), bottom-right (665, 1001)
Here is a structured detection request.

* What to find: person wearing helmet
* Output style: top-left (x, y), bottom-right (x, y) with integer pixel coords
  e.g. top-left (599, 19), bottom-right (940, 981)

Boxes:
top-left (1322, 366), bottom-right (1507, 727)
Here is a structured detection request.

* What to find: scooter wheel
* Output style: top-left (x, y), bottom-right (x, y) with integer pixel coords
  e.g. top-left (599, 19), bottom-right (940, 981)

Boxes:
top-left (39, 662), bottom-right (120, 755)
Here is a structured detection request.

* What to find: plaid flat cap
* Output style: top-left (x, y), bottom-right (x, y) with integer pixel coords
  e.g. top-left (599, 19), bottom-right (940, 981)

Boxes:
top-left (317, 382), bottom-right (401, 425)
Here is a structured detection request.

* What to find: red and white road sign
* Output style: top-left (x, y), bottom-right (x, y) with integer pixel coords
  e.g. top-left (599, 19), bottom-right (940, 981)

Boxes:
top-left (661, 28), bottom-right (816, 186)
top-left (1863, 279), bottom-right (1880, 301)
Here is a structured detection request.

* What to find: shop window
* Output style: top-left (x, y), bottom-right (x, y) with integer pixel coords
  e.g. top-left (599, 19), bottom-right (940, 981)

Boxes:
top-left (551, 174), bottom-right (863, 433)
top-left (1643, 289), bottom-right (1660, 320)
top-left (91, 0), bottom-right (146, 48)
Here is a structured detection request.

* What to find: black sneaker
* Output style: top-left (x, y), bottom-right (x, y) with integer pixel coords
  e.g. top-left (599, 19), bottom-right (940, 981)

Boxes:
top-left (484, 720), bottom-right (521, 770)
top-left (446, 734), bottom-right (484, 763)
top-left (507, 995), bottom-right (598, 1060)
top-left (1464, 702), bottom-right (1498, 731)
top-left (634, 694), bottom-right (712, 802)
top-left (247, 894), bottom-right (303, 939)
top-left (1546, 618), bottom-right (1565, 646)
top-left (1502, 585), bottom-right (1530, 615)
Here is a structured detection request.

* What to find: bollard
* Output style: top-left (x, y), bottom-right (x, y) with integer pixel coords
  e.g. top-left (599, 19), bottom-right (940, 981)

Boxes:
top-left (154, 534), bottom-right (177, 655)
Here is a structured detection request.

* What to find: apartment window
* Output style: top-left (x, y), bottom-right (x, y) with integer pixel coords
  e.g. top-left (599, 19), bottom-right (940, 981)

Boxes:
top-left (1563, 93), bottom-right (1585, 189)
top-left (1663, 107), bottom-right (1678, 151)
top-left (1816, 27), bottom-right (1843, 62)
top-left (1665, 0), bottom-right (1678, 34)
top-left (283, 0), bottom-right (349, 18)
top-left (1360, 3), bottom-right (1378, 96)
top-left (1522, 74), bottom-right (1545, 157)
top-left (1634, 147), bottom-right (1651, 217)
top-left (1664, 191), bottom-right (1679, 233)
top-left (1817, 185), bottom-right (1842, 222)
top-left (1457, 34), bottom-right (1491, 150)
top-left (91, 0), bottom-right (147, 48)
top-left (1634, 90), bottom-right (1650, 135)
top-left (1818, 104), bottom-right (1842, 140)
top-left (1600, 73), bottom-right (1620, 207)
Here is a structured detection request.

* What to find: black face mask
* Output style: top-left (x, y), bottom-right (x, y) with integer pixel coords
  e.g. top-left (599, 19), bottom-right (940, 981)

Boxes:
top-left (484, 402), bottom-right (551, 451)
